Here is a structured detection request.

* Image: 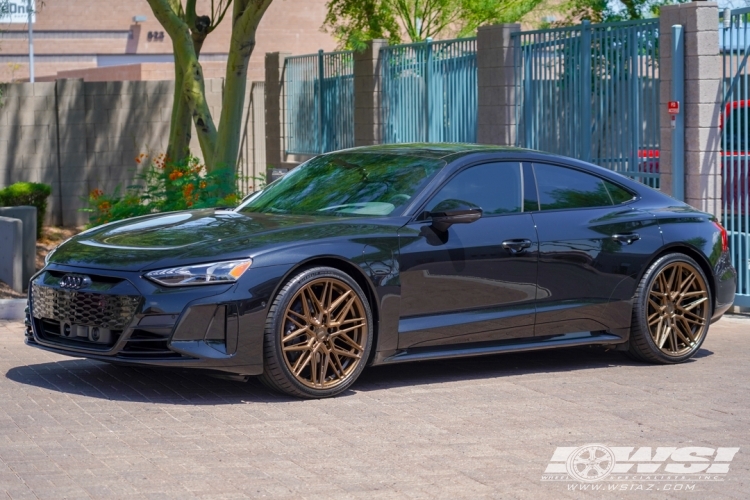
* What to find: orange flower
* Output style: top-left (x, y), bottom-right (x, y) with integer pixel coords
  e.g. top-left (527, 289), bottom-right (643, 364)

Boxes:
top-left (135, 157), bottom-right (141, 164)
top-left (90, 189), bottom-right (103, 200)
top-left (199, 181), bottom-right (207, 189)
top-left (98, 201), bottom-right (111, 212)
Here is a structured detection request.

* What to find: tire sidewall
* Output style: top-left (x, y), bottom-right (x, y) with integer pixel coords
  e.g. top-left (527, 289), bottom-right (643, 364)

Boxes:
top-left (634, 253), bottom-right (712, 363)
top-left (266, 267), bottom-right (374, 398)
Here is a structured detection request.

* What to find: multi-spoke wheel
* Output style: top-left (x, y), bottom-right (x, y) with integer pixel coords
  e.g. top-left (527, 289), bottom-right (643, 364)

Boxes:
top-left (628, 253), bottom-right (712, 364)
top-left (260, 267), bottom-right (373, 398)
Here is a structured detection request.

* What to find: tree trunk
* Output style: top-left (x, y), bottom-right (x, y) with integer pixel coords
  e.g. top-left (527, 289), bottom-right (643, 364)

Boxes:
top-left (182, 58), bottom-right (218, 169)
top-left (167, 36), bottom-right (205, 165)
top-left (213, 38), bottom-right (253, 172)
top-left (167, 62), bottom-right (192, 163)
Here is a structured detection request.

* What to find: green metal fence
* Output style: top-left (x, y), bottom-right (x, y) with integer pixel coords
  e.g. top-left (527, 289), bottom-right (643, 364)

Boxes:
top-left (285, 50), bottom-right (354, 155)
top-left (722, 8), bottom-right (750, 307)
top-left (380, 37), bottom-right (477, 144)
top-left (513, 19), bottom-right (660, 188)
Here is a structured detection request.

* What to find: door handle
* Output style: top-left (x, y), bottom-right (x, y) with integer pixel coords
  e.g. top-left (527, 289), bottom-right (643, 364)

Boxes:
top-left (502, 239), bottom-right (532, 254)
top-left (612, 233), bottom-right (641, 245)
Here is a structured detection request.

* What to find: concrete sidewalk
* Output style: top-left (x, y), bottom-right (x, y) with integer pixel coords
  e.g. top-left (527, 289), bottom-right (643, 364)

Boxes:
top-left (0, 316), bottom-right (748, 499)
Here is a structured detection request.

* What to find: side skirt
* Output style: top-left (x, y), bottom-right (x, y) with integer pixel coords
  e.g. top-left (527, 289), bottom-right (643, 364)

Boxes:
top-left (378, 331), bottom-right (623, 365)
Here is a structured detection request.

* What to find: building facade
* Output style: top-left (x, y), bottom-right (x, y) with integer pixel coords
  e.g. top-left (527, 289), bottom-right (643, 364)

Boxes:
top-left (0, 0), bottom-right (337, 82)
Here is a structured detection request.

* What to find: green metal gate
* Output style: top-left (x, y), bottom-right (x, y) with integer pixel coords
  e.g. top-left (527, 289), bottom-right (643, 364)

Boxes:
top-left (285, 50), bottom-right (354, 155)
top-left (722, 8), bottom-right (750, 307)
top-left (380, 37), bottom-right (477, 144)
top-left (513, 19), bottom-right (660, 188)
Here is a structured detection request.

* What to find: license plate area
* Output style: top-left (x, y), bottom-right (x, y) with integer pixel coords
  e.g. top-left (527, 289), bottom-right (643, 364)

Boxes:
top-left (59, 321), bottom-right (114, 344)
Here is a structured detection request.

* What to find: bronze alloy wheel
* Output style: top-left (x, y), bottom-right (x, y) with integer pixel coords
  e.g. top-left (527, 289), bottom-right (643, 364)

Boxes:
top-left (279, 276), bottom-right (368, 390)
top-left (261, 267), bottom-right (373, 398)
top-left (646, 261), bottom-right (710, 357)
top-left (627, 253), bottom-right (713, 364)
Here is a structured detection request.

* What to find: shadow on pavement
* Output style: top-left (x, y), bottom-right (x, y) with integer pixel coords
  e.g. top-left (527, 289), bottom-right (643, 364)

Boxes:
top-left (5, 345), bottom-right (712, 405)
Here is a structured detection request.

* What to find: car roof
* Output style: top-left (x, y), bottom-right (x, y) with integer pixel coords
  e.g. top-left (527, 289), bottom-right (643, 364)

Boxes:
top-left (334, 143), bottom-right (528, 160)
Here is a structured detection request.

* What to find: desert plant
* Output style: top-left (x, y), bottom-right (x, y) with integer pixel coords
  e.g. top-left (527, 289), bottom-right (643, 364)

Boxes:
top-left (0, 181), bottom-right (52, 238)
top-left (83, 153), bottom-right (246, 227)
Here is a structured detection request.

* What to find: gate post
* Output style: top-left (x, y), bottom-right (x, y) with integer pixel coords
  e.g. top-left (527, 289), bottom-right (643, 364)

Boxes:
top-left (317, 50), bottom-right (325, 154)
top-left (354, 39), bottom-right (388, 146)
top-left (659, 2), bottom-right (721, 215)
top-left (580, 20), bottom-right (592, 162)
top-left (265, 51), bottom-right (291, 175)
top-left (672, 25), bottom-right (685, 201)
top-left (477, 23), bottom-right (521, 146)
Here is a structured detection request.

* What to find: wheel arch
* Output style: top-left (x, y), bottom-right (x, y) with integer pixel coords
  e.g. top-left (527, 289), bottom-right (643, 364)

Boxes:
top-left (640, 243), bottom-right (716, 313)
top-left (269, 255), bottom-right (382, 362)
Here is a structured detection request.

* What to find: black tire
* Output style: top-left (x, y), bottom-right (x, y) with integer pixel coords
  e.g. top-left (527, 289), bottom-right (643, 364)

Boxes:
top-left (628, 253), bottom-right (712, 364)
top-left (259, 266), bottom-right (373, 398)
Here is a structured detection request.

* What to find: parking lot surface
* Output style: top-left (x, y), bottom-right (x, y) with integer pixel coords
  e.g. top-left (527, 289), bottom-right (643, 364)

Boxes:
top-left (0, 316), bottom-right (748, 499)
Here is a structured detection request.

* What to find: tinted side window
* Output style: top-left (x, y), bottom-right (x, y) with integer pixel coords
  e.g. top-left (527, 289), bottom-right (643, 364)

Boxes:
top-left (426, 162), bottom-right (522, 216)
top-left (605, 181), bottom-right (635, 204)
top-left (533, 163), bottom-right (613, 210)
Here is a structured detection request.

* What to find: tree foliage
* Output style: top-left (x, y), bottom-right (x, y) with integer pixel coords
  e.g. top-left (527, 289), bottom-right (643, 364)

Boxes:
top-left (324, 0), bottom-right (544, 49)
top-left (554, 0), bottom-right (687, 25)
top-left (145, 0), bottom-right (273, 191)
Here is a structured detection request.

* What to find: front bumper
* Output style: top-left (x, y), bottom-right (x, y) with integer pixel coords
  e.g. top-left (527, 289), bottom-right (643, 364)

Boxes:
top-left (24, 264), bottom-right (288, 376)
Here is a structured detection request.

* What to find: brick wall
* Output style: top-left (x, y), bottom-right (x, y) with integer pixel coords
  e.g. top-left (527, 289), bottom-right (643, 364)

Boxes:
top-left (0, 78), bottom-right (265, 227)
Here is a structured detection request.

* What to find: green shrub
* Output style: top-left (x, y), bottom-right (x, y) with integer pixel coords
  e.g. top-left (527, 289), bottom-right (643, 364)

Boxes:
top-left (0, 182), bottom-right (52, 238)
top-left (83, 153), bottom-right (248, 227)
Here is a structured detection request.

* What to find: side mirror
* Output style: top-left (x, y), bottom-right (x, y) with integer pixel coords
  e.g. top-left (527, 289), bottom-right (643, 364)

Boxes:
top-left (429, 202), bottom-right (483, 232)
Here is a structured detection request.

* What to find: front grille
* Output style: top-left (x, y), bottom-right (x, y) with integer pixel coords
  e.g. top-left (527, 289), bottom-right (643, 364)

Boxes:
top-left (31, 283), bottom-right (141, 330)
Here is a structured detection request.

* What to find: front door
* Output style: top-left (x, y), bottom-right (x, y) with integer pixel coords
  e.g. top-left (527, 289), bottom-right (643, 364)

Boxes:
top-left (397, 162), bottom-right (539, 349)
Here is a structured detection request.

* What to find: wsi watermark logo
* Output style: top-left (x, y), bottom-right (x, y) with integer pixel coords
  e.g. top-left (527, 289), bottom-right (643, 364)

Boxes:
top-left (542, 444), bottom-right (739, 490)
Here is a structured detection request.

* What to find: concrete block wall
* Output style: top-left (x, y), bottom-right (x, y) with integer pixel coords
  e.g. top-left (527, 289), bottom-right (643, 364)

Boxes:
top-left (354, 40), bottom-right (388, 147)
top-left (0, 77), bottom-right (265, 227)
top-left (477, 24), bottom-right (520, 146)
top-left (659, 2), bottom-right (722, 215)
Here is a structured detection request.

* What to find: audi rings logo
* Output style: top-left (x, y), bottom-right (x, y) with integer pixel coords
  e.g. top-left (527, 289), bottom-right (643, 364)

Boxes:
top-left (59, 274), bottom-right (92, 290)
top-left (566, 444), bottom-right (616, 482)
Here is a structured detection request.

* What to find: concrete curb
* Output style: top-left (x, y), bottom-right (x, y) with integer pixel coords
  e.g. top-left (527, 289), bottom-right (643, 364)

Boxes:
top-left (0, 299), bottom-right (26, 321)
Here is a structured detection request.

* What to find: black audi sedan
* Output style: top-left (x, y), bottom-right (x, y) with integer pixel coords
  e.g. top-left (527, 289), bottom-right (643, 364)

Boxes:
top-left (26, 144), bottom-right (736, 398)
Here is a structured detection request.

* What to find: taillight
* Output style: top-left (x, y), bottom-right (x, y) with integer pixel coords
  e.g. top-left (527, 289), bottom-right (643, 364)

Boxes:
top-left (713, 221), bottom-right (729, 252)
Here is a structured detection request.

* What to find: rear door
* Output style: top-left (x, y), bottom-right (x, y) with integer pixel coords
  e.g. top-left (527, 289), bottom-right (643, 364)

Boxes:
top-left (529, 162), bottom-right (664, 338)
top-left (397, 161), bottom-right (539, 348)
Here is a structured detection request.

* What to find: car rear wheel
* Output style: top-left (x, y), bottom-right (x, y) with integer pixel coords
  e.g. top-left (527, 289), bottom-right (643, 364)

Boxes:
top-left (628, 253), bottom-right (712, 364)
top-left (260, 267), bottom-right (373, 398)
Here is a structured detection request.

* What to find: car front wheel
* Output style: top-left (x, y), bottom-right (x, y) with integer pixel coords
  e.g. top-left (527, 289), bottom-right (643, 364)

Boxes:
top-left (260, 266), bottom-right (373, 398)
top-left (628, 253), bottom-right (712, 364)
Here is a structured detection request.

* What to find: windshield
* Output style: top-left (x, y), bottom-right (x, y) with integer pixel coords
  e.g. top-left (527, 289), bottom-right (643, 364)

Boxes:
top-left (237, 152), bottom-right (445, 217)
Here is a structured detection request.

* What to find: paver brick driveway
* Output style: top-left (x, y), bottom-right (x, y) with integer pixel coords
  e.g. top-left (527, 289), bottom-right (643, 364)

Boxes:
top-left (1, 316), bottom-right (749, 499)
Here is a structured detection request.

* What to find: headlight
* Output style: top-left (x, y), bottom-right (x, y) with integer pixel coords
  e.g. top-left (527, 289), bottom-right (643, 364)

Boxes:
top-left (144, 259), bottom-right (252, 287)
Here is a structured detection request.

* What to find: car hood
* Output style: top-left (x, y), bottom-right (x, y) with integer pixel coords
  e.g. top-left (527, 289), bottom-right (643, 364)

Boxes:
top-left (48, 209), bottom-right (390, 271)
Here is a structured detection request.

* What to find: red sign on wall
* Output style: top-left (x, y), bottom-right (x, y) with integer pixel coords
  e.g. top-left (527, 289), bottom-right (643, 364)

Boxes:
top-left (668, 101), bottom-right (680, 114)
